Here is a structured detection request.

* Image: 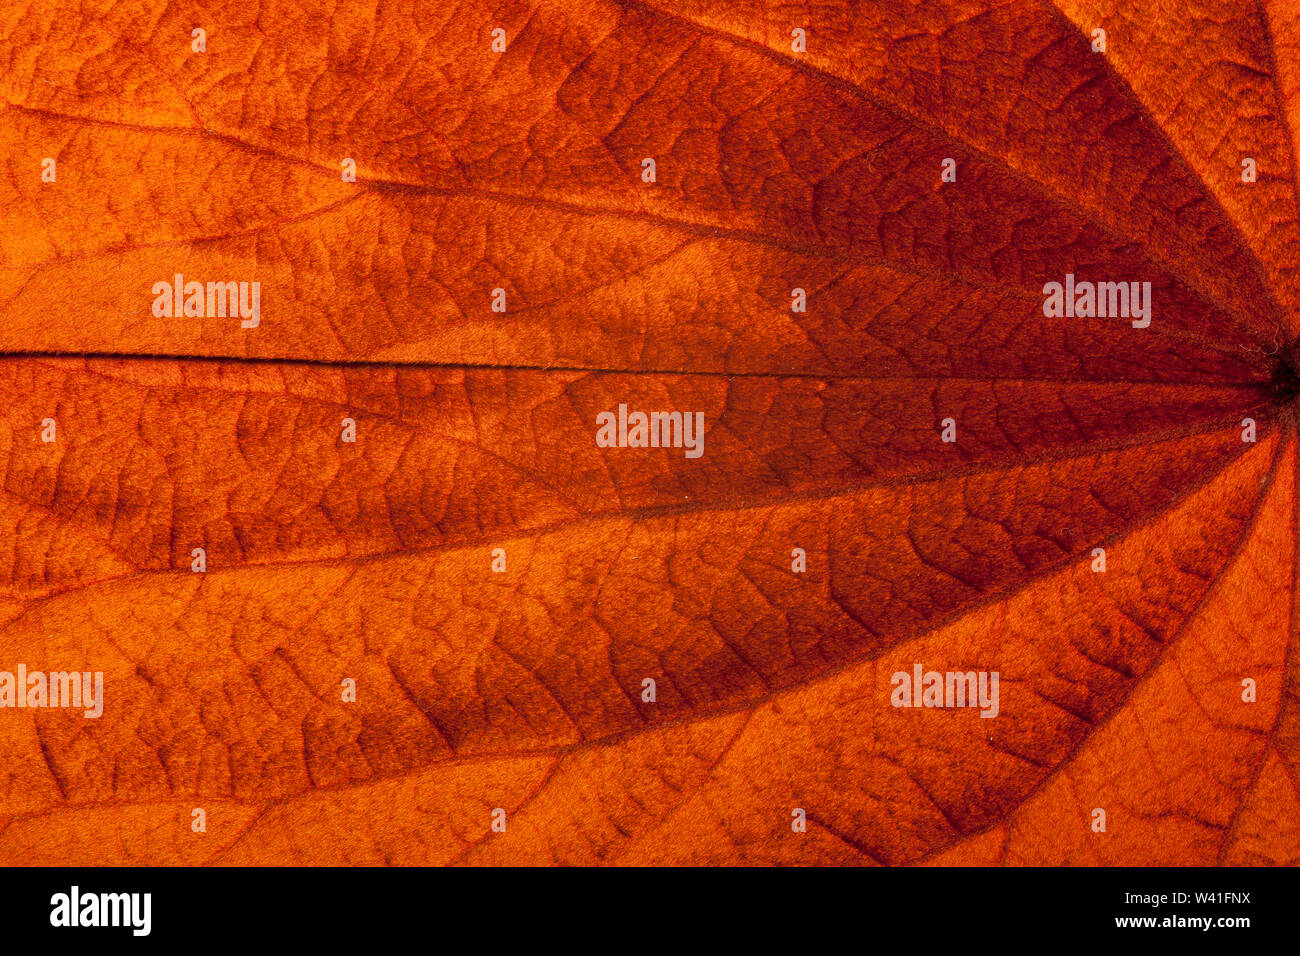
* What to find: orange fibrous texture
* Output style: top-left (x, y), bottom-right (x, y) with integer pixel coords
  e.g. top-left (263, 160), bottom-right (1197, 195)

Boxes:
top-left (0, 0), bottom-right (1296, 866)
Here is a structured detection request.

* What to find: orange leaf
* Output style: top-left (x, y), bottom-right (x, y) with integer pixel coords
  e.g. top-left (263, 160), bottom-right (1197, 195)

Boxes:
top-left (0, 0), bottom-right (1295, 866)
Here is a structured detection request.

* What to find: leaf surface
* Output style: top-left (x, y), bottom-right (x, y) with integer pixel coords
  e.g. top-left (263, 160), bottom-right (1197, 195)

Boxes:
top-left (0, 0), bottom-right (1296, 865)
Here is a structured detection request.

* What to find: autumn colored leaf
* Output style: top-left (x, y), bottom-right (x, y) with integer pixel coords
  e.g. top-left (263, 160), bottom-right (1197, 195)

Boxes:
top-left (0, 0), bottom-right (1297, 867)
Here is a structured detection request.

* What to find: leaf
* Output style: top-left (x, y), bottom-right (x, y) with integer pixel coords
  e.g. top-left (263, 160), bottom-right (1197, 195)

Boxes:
top-left (0, 0), bottom-right (1295, 865)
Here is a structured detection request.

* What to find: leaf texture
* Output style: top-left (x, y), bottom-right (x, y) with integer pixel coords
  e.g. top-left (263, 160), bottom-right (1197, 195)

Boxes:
top-left (0, 0), bottom-right (1296, 865)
